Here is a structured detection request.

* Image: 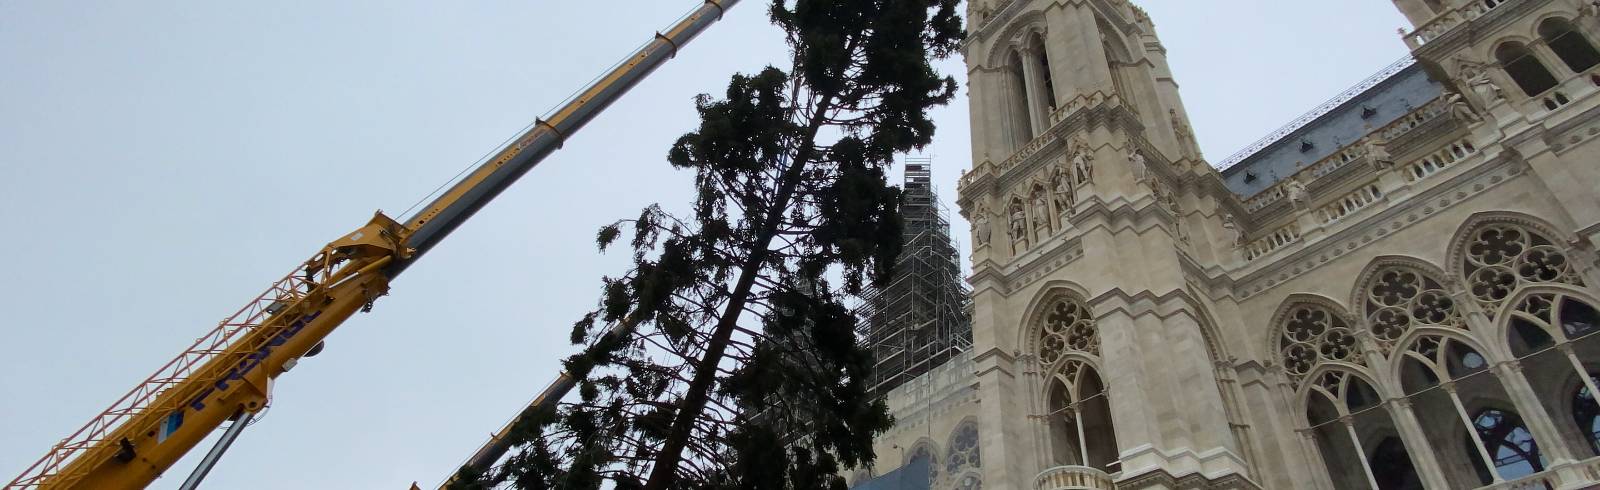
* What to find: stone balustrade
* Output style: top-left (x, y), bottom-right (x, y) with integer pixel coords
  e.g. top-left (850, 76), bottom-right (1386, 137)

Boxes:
top-left (1378, 96), bottom-right (1450, 142)
top-left (1034, 465), bottom-right (1115, 490)
top-left (1245, 223), bottom-right (1302, 262)
top-left (1403, 136), bottom-right (1478, 183)
top-left (1318, 182), bottom-right (1384, 225)
top-left (1404, 0), bottom-right (1512, 48)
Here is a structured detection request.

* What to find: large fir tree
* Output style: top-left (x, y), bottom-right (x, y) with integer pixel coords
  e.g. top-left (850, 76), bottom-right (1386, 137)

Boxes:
top-left (464, 1), bottom-right (962, 488)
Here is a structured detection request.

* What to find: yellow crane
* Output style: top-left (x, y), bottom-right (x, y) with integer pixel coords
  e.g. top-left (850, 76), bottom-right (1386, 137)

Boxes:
top-left (5, 1), bottom-right (739, 488)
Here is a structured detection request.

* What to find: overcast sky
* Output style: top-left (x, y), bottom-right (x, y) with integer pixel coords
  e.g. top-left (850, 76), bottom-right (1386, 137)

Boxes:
top-left (0, 1), bottom-right (1409, 488)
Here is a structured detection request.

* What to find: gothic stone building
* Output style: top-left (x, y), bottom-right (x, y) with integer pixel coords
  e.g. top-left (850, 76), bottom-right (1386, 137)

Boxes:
top-left (852, 0), bottom-right (1600, 489)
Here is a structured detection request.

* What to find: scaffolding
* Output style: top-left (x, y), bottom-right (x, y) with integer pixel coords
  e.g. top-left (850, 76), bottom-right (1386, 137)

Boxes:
top-left (858, 157), bottom-right (973, 399)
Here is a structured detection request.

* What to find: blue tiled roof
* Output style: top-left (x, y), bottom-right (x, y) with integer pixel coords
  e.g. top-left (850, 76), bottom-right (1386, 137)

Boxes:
top-left (1219, 58), bottom-right (1444, 197)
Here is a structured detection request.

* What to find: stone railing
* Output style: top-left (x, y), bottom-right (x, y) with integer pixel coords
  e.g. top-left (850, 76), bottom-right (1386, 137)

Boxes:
top-left (1403, 136), bottom-right (1478, 182)
top-left (1048, 91), bottom-right (1118, 126)
top-left (1035, 465), bottom-right (1115, 490)
top-left (1245, 222), bottom-right (1302, 262)
top-left (1405, 0), bottom-right (1513, 48)
top-left (1379, 96), bottom-right (1451, 141)
top-left (1318, 182), bottom-right (1384, 225)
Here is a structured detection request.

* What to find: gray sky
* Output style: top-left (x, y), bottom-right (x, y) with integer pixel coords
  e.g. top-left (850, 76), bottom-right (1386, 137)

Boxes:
top-left (0, 1), bottom-right (1408, 488)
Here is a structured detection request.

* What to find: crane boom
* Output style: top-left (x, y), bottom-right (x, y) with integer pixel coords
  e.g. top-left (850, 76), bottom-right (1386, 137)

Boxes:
top-left (6, 1), bottom-right (737, 488)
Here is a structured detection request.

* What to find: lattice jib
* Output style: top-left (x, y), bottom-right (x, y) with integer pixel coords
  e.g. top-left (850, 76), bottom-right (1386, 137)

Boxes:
top-left (6, 266), bottom-right (320, 489)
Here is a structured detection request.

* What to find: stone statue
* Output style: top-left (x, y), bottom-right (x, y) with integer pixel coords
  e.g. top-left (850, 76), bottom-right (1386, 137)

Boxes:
top-left (1052, 167), bottom-right (1074, 217)
top-left (1031, 193), bottom-right (1051, 236)
top-left (1574, 0), bottom-right (1599, 18)
top-left (1071, 148), bottom-right (1093, 184)
top-left (1170, 109), bottom-right (1198, 159)
top-left (1447, 91), bottom-right (1483, 124)
top-left (1459, 59), bottom-right (1504, 106)
top-left (974, 208), bottom-right (992, 246)
top-left (1009, 201), bottom-right (1027, 243)
top-left (1361, 136), bottom-right (1396, 171)
top-left (1128, 148), bottom-right (1149, 185)
top-left (1283, 178), bottom-right (1309, 209)
top-left (1222, 213), bottom-right (1244, 246)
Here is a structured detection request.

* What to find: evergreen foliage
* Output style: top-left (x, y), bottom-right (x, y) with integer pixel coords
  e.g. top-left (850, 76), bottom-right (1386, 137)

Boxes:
top-left (455, 1), bottom-right (962, 487)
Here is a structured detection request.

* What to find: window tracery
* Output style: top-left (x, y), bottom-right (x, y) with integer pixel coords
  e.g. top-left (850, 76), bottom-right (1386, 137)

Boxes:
top-left (1363, 265), bottom-right (1463, 353)
top-left (1461, 223), bottom-right (1583, 317)
top-left (1036, 296), bottom-right (1099, 366)
top-left (1279, 304), bottom-right (1364, 387)
top-left (945, 422), bottom-right (981, 477)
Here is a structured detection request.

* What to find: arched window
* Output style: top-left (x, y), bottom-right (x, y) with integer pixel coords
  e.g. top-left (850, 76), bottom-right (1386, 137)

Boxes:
top-left (1362, 264), bottom-right (1464, 354)
top-left (1007, 50), bottom-right (1033, 148)
top-left (906, 442), bottom-right (938, 485)
top-left (1506, 292), bottom-right (1600, 457)
top-left (945, 422), bottom-right (981, 481)
top-left (1033, 293), bottom-right (1116, 473)
top-left (1397, 335), bottom-right (1537, 486)
top-left (1372, 437), bottom-right (1424, 490)
top-left (1046, 361), bottom-right (1118, 472)
top-left (1304, 370), bottom-right (1401, 489)
top-left (1459, 222), bottom-right (1583, 318)
top-left (1539, 18), bottom-right (1600, 74)
top-left (1495, 42), bottom-right (1559, 96)
top-left (1028, 35), bottom-right (1056, 115)
top-left (1466, 409), bottom-right (1546, 483)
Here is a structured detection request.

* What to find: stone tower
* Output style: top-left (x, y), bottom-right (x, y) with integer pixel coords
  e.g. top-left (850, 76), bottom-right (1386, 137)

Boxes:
top-left (955, 0), bottom-right (1256, 488)
top-left (852, 1), bottom-right (1600, 489)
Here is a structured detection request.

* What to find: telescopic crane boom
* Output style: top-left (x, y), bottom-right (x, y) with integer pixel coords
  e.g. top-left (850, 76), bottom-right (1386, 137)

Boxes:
top-left (6, 1), bottom-right (738, 488)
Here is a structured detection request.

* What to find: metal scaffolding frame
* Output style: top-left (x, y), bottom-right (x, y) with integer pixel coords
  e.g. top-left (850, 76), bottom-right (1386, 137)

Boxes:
top-left (858, 157), bottom-right (972, 398)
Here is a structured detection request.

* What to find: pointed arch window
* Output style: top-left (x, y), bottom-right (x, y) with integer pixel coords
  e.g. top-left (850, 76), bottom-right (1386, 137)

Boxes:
top-left (1047, 361), bottom-right (1118, 472)
top-left (1007, 50), bottom-right (1034, 148)
top-left (1029, 35), bottom-right (1057, 114)
top-left (1495, 42), bottom-right (1560, 96)
top-left (945, 421), bottom-right (981, 487)
top-left (1539, 18), bottom-right (1600, 74)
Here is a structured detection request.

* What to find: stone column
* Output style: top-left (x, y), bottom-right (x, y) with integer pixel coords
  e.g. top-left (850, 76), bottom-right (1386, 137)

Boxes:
top-left (1018, 45), bottom-right (1049, 137)
top-left (1383, 398), bottom-right (1452, 489)
top-left (1491, 361), bottom-right (1579, 465)
top-left (973, 350), bottom-right (1033, 490)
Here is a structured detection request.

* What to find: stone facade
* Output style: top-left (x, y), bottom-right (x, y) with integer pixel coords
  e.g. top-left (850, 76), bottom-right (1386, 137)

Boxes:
top-left (852, 0), bottom-right (1600, 489)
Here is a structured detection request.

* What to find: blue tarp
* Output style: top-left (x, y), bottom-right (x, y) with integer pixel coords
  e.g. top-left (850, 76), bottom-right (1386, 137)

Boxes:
top-left (850, 455), bottom-right (931, 490)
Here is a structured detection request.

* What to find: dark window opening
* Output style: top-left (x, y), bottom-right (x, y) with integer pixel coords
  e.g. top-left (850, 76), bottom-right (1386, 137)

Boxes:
top-left (1372, 437), bottom-right (1424, 490)
top-left (1466, 408), bottom-right (1547, 485)
top-left (1541, 18), bottom-right (1600, 73)
top-left (1496, 42), bottom-right (1560, 96)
